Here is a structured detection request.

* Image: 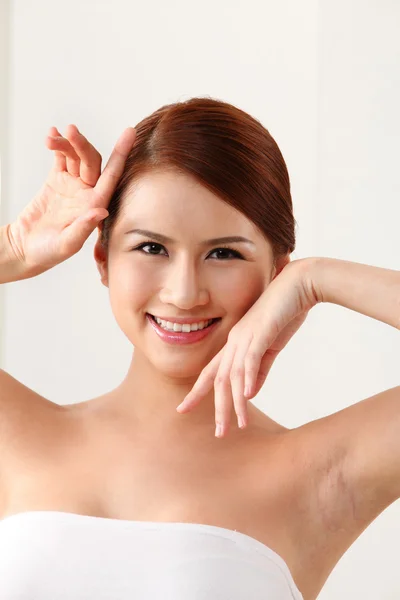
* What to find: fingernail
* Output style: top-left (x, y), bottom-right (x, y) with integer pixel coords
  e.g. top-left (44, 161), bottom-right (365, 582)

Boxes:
top-left (215, 424), bottom-right (223, 437)
top-left (238, 416), bottom-right (245, 429)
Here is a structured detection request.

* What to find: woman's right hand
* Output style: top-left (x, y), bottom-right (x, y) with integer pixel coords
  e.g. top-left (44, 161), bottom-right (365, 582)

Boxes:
top-left (7, 124), bottom-right (136, 278)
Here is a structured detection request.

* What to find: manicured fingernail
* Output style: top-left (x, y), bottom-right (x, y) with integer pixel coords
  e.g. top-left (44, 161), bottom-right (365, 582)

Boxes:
top-left (244, 385), bottom-right (251, 397)
top-left (238, 416), bottom-right (245, 429)
top-left (215, 424), bottom-right (223, 437)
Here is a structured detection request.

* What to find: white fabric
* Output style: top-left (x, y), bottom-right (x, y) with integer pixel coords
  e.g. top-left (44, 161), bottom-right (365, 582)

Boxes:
top-left (0, 510), bottom-right (304, 599)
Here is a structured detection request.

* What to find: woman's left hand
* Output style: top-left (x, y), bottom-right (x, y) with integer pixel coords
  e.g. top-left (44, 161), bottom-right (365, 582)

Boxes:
top-left (176, 257), bottom-right (321, 437)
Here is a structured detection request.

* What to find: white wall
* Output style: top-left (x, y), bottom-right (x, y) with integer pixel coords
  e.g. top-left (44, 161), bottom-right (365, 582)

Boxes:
top-left (0, 0), bottom-right (11, 364)
top-left (0, 0), bottom-right (399, 597)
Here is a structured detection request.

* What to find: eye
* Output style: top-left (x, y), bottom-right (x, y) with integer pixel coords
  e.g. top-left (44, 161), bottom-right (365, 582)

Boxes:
top-left (133, 242), bottom-right (167, 256)
top-left (208, 247), bottom-right (244, 260)
top-left (131, 241), bottom-right (244, 260)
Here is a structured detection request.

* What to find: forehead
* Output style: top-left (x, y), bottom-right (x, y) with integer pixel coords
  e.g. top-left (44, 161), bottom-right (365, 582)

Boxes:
top-left (117, 170), bottom-right (258, 234)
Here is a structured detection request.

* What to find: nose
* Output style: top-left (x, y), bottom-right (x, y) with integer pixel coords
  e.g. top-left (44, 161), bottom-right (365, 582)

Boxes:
top-left (159, 257), bottom-right (210, 309)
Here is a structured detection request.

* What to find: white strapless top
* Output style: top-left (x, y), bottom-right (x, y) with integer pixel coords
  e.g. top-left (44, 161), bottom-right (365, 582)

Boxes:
top-left (0, 510), bottom-right (304, 599)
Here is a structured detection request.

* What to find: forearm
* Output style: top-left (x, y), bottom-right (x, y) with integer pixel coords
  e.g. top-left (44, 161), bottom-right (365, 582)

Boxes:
top-left (311, 257), bottom-right (400, 330)
top-left (0, 224), bottom-right (28, 284)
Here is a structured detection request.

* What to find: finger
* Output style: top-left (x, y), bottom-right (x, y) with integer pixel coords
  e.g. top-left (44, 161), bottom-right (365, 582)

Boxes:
top-left (214, 343), bottom-right (237, 437)
top-left (46, 127), bottom-right (80, 175)
top-left (243, 324), bottom-right (276, 399)
top-left (214, 375), bottom-right (234, 438)
top-left (63, 125), bottom-right (81, 177)
top-left (252, 352), bottom-right (279, 397)
top-left (59, 209), bottom-right (108, 257)
top-left (176, 347), bottom-right (224, 413)
top-left (94, 128), bottom-right (136, 207)
top-left (64, 124), bottom-right (102, 187)
top-left (46, 126), bottom-right (67, 172)
top-left (230, 335), bottom-right (253, 428)
top-left (245, 349), bottom-right (278, 399)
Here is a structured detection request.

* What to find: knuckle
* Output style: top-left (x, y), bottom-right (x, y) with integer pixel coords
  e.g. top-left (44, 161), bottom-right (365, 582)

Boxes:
top-left (82, 159), bottom-right (100, 171)
top-left (86, 149), bottom-right (102, 164)
top-left (230, 365), bottom-right (244, 380)
top-left (246, 349), bottom-right (259, 363)
top-left (76, 135), bottom-right (101, 159)
top-left (86, 144), bottom-right (101, 158)
top-left (215, 374), bottom-right (228, 387)
top-left (65, 148), bottom-right (80, 160)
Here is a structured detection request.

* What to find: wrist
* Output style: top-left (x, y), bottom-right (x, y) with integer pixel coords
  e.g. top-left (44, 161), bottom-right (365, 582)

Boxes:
top-left (0, 224), bottom-right (29, 283)
top-left (291, 256), bottom-right (325, 305)
top-left (307, 256), bottom-right (335, 304)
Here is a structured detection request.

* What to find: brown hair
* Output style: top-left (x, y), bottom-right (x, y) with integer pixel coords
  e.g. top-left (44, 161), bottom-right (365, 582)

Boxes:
top-left (100, 96), bottom-right (297, 264)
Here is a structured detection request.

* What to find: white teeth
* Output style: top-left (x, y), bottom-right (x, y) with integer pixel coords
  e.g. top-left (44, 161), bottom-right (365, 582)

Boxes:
top-left (153, 316), bottom-right (214, 332)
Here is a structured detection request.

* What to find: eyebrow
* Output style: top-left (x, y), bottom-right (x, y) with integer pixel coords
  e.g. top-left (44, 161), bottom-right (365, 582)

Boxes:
top-left (124, 228), bottom-right (256, 248)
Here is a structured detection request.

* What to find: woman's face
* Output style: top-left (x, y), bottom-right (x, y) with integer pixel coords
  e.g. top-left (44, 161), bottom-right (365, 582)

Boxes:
top-left (94, 169), bottom-right (279, 378)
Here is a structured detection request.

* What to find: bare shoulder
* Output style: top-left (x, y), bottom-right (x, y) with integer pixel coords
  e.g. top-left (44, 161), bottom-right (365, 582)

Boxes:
top-left (0, 368), bottom-right (63, 460)
top-left (0, 368), bottom-right (41, 422)
top-left (0, 367), bottom-right (57, 413)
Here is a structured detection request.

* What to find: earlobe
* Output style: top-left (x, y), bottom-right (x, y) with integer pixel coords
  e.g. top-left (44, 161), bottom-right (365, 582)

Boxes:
top-left (94, 237), bottom-right (109, 287)
top-left (95, 259), bottom-right (109, 288)
top-left (99, 266), bottom-right (109, 288)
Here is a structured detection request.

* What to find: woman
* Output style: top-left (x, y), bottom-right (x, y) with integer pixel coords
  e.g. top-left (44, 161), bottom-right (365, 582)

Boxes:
top-left (0, 97), bottom-right (398, 600)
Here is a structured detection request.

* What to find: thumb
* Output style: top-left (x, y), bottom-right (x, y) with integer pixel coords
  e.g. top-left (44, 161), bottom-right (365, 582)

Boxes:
top-left (60, 209), bottom-right (109, 255)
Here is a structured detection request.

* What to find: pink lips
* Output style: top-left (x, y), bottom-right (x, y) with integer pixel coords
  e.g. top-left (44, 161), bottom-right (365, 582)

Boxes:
top-left (146, 313), bottom-right (220, 345)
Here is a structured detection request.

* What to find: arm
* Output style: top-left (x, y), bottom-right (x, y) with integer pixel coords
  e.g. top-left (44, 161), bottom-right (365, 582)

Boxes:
top-left (309, 257), bottom-right (400, 514)
top-left (312, 256), bottom-right (400, 330)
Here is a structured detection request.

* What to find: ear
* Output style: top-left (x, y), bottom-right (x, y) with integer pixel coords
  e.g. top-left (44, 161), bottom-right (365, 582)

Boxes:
top-left (271, 254), bottom-right (291, 281)
top-left (94, 228), bottom-right (109, 288)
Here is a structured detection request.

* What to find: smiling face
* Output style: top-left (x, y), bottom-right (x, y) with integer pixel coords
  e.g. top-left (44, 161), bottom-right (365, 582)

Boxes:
top-left (95, 168), bottom-right (279, 366)
top-left (89, 166), bottom-right (295, 437)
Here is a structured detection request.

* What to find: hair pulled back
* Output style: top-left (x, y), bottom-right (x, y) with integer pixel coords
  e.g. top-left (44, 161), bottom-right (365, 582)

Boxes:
top-left (100, 96), bottom-right (297, 264)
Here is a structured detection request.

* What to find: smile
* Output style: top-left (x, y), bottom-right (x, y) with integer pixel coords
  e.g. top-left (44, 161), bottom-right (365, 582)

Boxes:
top-left (146, 313), bottom-right (221, 345)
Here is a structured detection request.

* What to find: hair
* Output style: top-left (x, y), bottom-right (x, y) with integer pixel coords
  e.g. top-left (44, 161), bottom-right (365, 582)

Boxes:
top-left (100, 96), bottom-right (297, 265)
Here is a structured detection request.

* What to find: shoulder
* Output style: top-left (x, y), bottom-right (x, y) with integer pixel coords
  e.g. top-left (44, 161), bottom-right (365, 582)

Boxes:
top-left (0, 369), bottom-right (62, 468)
top-left (0, 369), bottom-right (67, 513)
top-left (0, 368), bottom-right (45, 400)
top-left (0, 368), bottom-right (55, 425)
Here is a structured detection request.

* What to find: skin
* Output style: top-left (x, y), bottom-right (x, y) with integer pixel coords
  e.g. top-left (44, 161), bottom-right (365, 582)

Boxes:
top-left (92, 168), bottom-right (290, 440)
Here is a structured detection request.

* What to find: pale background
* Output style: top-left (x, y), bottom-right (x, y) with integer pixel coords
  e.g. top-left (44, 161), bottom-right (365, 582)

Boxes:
top-left (0, 0), bottom-right (399, 597)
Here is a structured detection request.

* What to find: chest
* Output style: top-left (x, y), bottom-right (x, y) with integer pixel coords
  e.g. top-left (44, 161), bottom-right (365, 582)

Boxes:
top-left (3, 409), bottom-right (296, 532)
top-left (0, 402), bottom-right (339, 600)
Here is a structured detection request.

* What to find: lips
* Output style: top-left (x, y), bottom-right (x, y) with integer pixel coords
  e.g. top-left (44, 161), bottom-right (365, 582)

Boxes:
top-left (147, 314), bottom-right (221, 325)
top-left (148, 314), bottom-right (220, 327)
top-left (146, 312), bottom-right (221, 345)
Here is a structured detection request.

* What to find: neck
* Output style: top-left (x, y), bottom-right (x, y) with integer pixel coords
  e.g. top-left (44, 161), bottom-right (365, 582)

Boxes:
top-left (101, 349), bottom-right (228, 435)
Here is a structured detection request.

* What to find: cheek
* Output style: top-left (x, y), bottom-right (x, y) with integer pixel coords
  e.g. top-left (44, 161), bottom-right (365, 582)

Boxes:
top-left (109, 257), bottom-right (151, 296)
top-left (220, 272), bottom-right (265, 311)
top-left (107, 284), bottom-right (148, 345)
top-left (108, 259), bottom-right (265, 315)
top-left (107, 270), bottom-right (149, 322)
